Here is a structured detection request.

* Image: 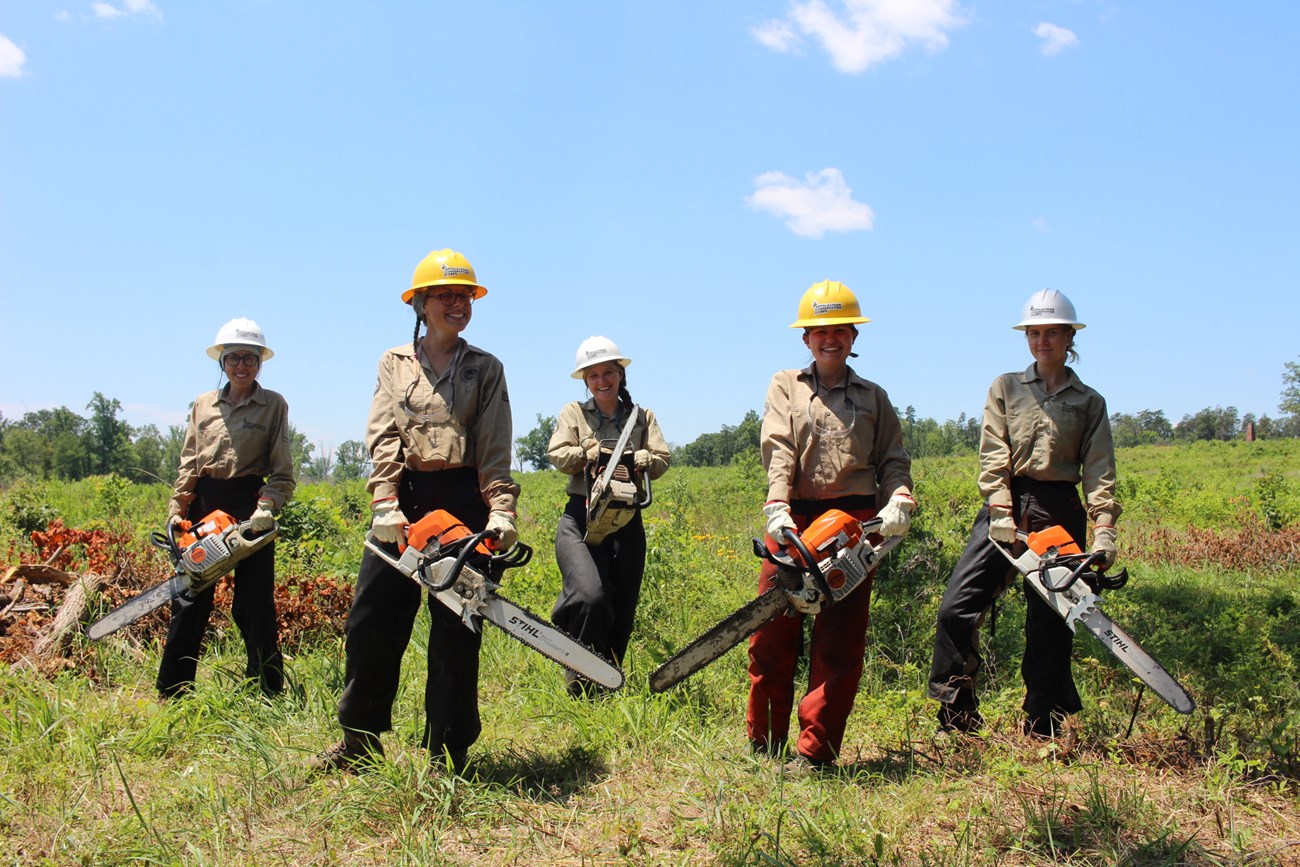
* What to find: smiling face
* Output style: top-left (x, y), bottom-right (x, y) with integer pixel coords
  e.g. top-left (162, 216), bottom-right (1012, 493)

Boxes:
top-left (221, 345), bottom-right (262, 389)
top-left (803, 324), bottom-right (857, 369)
top-left (583, 362), bottom-right (624, 411)
top-left (419, 286), bottom-right (475, 336)
top-left (1024, 324), bottom-right (1074, 369)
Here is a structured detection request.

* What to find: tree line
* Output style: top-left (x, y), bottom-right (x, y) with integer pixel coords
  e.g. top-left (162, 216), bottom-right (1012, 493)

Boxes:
top-left (3, 358), bottom-right (1296, 482)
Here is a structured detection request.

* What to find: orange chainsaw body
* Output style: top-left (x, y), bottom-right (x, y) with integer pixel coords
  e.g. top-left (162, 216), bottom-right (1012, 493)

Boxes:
top-left (765, 508), bottom-right (866, 593)
top-left (1024, 525), bottom-right (1082, 557)
top-left (404, 509), bottom-right (492, 557)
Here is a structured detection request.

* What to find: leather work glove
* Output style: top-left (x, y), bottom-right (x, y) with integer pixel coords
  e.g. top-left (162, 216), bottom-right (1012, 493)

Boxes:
top-left (876, 492), bottom-right (916, 537)
top-left (987, 506), bottom-right (1017, 544)
top-left (633, 449), bottom-right (653, 469)
top-left (581, 437), bottom-right (601, 463)
top-left (370, 497), bottom-right (408, 545)
top-left (1093, 525), bottom-right (1119, 571)
top-left (763, 501), bottom-right (797, 544)
top-left (250, 498), bottom-right (276, 532)
top-left (486, 510), bottom-right (518, 550)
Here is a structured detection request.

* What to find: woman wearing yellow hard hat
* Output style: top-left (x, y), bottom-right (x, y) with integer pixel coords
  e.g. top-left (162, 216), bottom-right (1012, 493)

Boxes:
top-left (313, 248), bottom-right (519, 776)
top-left (158, 317), bottom-right (295, 699)
top-left (749, 280), bottom-right (915, 775)
top-left (547, 336), bottom-right (671, 697)
top-left (928, 288), bottom-right (1120, 739)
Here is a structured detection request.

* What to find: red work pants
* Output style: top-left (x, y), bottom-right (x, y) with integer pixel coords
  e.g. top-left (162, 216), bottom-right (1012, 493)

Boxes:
top-left (746, 504), bottom-right (876, 764)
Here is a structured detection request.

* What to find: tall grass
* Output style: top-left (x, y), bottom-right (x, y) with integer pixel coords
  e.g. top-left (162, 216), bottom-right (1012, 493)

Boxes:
top-left (1, 440), bottom-right (1298, 864)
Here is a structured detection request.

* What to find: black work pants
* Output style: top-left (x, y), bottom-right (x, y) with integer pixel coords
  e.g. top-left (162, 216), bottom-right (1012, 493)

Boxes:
top-left (337, 468), bottom-right (487, 755)
top-left (928, 478), bottom-right (1086, 724)
top-left (552, 496), bottom-right (645, 666)
top-left (157, 475), bottom-right (282, 697)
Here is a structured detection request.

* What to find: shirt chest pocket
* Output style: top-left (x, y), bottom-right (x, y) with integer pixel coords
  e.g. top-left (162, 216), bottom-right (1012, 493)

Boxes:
top-left (1046, 400), bottom-right (1088, 444)
top-left (401, 376), bottom-right (465, 464)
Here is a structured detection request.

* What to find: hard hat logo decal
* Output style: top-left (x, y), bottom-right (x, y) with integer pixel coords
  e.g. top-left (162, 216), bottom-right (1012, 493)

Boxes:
top-left (1029, 305), bottom-right (1056, 317)
top-left (812, 301), bottom-right (844, 315)
top-left (441, 265), bottom-right (472, 278)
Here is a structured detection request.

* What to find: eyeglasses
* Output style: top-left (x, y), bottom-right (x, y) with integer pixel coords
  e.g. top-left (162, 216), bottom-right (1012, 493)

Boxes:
top-left (432, 290), bottom-right (475, 307)
top-left (223, 353), bottom-right (262, 368)
top-left (806, 392), bottom-right (857, 439)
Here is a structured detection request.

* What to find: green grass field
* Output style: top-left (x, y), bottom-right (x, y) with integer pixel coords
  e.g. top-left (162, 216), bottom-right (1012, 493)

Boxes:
top-left (1, 440), bottom-right (1298, 865)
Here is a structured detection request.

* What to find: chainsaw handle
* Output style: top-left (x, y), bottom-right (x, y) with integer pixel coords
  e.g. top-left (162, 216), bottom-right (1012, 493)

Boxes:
top-left (781, 527), bottom-right (831, 597)
top-left (1037, 549), bottom-right (1107, 593)
top-left (424, 528), bottom-right (495, 592)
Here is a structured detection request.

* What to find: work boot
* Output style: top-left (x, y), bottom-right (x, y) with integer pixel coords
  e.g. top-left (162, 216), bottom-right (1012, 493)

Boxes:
top-left (937, 703), bottom-right (984, 735)
top-left (781, 753), bottom-right (834, 777)
top-left (309, 730), bottom-right (383, 774)
top-left (431, 746), bottom-right (471, 777)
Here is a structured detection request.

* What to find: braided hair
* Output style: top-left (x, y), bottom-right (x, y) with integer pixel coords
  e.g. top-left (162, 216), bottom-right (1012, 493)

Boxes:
top-left (411, 292), bottom-right (426, 358)
top-left (617, 375), bottom-right (635, 418)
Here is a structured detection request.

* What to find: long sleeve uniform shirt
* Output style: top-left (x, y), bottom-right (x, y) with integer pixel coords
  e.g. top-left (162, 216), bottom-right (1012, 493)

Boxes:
top-left (761, 365), bottom-right (913, 504)
top-left (978, 363), bottom-right (1121, 525)
top-left (548, 399), bottom-right (671, 498)
top-left (365, 339), bottom-right (519, 514)
top-left (170, 382), bottom-right (296, 518)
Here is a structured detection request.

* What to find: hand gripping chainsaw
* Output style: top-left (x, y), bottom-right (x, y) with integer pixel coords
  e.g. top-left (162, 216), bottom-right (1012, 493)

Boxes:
top-left (650, 509), bottom-right (903, 693)
top-left (584, 406), bottom-right (653, 545)
top-left (998, 525), bottom-right (1195, 714)
top-left (88, 510), bottom-right (278, 640)
top-left (364, 510), bottom-right (624, 690)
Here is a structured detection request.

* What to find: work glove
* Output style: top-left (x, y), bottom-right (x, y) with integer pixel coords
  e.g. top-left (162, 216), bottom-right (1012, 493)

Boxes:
top-left (167, 514), bottom-right (185, 534)
top-left (1093, 525), bottom-right (1119, 571)
top-left (987, 507), bottom-right (1017, 544)
top-left (876, 492), bottom-right (916, 537)
top-left (763, 501), bottom-right (797, 545)
top-left (486, 510), bottom-right (518, 550)
top-left (370, 498), bottom-right (408, 545)
top-left (581, 437), bottom-right (601, 463)
top-left (633, 449), bottom-right (653, 469)
top-left (250, 498), bottom-right (276, 532)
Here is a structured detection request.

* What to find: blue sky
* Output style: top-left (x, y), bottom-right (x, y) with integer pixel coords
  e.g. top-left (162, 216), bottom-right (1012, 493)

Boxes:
top-left (2, 1), bottom-right (1297, 460)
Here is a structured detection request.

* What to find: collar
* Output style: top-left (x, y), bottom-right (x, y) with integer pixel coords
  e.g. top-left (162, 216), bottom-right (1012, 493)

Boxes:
top-left (1020, 363), bottom-right (1082, 392)
top-left (217, 381), bottom-right (266, 406)
top-left (581, 396), bottom-right (627, 425)
top-left (798, 363), bottom-right (869, 393)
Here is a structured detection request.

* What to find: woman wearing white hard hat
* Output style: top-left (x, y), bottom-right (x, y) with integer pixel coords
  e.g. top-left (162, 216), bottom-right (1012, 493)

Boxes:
top-left (313, 248), bottom-right (519, 775)
top-left (928, 288), bottom-right (1120, 739)
top-left (749, 280), bottom-right (915, 775)
top-left (157, 317), bottom-right (295, 698)
top-left (547, 337), bottom-right (670, 696)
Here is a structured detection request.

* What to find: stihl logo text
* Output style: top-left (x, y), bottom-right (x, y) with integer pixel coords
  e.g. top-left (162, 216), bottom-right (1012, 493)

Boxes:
top-left (509, 615), bottom-right (541, 638)
top-left (1102, 628), bottom-right (1131, 652)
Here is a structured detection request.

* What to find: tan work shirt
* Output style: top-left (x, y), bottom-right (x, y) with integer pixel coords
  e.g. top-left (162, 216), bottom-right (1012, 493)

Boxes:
top-left (365, 339), bottom-right (519, 514)
top-left (548, 399), bottom-right (671, 497)
top-left (761, 365), bottom-right (913, 504)
top-left (978, 363), bottom-right (1120, 524)
top-left (170, 382), bottom-right (296, 518)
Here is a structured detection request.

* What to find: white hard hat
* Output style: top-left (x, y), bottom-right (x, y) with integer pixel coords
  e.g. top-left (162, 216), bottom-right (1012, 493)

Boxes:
top-left (207, 317), bottom-right (274, 360)
top-left (571, 336), bottom-right (631, 379)
top-left (1013, 289), bottom-right (1086, 331)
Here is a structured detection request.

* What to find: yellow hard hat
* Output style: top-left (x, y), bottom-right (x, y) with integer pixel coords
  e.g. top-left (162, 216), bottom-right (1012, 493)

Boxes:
top-left (403, 248), bottom-right (488, 304)
top-left (789, 280), bottom-right (871, 328)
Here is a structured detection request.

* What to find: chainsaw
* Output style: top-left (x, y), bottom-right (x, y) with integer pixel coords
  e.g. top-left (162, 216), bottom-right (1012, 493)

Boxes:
top-left (363, 509), bottom-right (624, 690)
top-left (996, 525), bottom-right (1195, 714)
top-left (584, 406), bottom-right (652, 545)
top-left (649, 509), bottom-right (903, 693)
top-left (88, 510), bottom-right (278, 640)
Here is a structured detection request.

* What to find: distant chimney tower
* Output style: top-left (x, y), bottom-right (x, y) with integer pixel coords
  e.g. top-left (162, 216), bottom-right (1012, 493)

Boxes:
top-left (1246, 421), bottom-right (1256, 442)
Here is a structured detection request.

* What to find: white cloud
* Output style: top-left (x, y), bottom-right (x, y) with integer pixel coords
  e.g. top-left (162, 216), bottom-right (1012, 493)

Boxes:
top-left (0, 33), bottom-right (26, 78)
top-left (746, 168), bottom-right (874, 238)
top-left (92, 0), bottom-right (162, 21)
top-left (1033, 22), bottom-right (1078, 56)
top-left (752, 0), bottom-right (967, 74)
